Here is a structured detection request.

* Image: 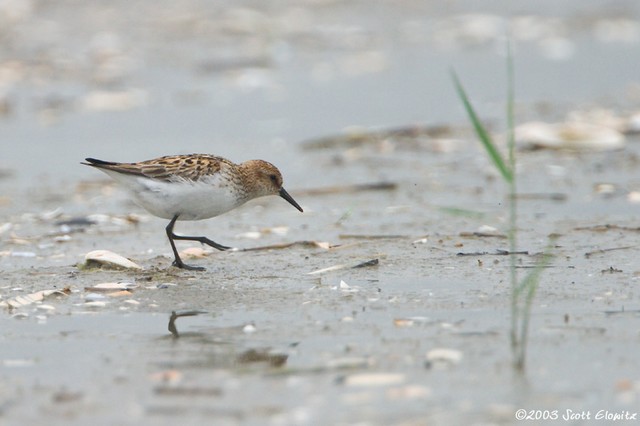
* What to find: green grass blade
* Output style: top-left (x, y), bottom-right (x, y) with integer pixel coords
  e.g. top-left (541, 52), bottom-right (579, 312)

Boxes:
top-left (506, 42), bottom-right (515, 175)
top-left (451, 70), bottom-right (513, 183)
top-left (515, 238), bottom-right (556, 297)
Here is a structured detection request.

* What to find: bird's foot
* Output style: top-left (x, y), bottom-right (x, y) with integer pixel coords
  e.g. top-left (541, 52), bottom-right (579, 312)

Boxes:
top-left (172, 260), bottom-right (206, 271)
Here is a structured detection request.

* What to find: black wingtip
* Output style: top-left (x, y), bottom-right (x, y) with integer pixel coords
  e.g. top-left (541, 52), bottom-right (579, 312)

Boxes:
top-left (84, 157), bottom-right (107, 165)
top-left (82, 157), bottom-right (116, 167)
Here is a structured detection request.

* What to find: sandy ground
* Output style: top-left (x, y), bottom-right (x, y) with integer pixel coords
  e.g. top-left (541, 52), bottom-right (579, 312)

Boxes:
top-left (2, 1), bottom-right (640, 425)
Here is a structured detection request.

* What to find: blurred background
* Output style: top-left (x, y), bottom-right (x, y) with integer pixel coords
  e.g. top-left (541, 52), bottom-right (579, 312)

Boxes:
top-left (0, 0), bottom-right (639, 202)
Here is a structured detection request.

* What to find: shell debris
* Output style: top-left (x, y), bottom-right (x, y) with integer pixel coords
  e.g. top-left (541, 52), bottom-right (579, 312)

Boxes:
top-left (386, 385), bottom-right (432, 400)
top-left (1, 289), bottom-right (68, 309)
top-left (83, 250), bottom-right (142, 270)
top-left (84, 282), bottom-right (138, 292)
top-left (425, 348), bottom-right (463, 368)
top-left (83, 301), bottom-right (108, 308)
top-left (179, 247), bottom-right (211, 259)
top-left (343, 373), bottom-right (405, 387)
top-left (515, 121), bottom-right (625, 152)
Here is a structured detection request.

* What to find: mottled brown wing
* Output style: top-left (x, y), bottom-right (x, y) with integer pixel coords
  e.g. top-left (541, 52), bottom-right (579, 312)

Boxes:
top-left (84, 154), bottom-right (228, 182)
top-left (137, 154), bottom-right (226, 182)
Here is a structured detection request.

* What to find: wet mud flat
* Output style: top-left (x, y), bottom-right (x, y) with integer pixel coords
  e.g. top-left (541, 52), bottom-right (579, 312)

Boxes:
top-left (3, 130), bottom-right (640, 425)
top-left (2, 0), bottom-right (640, 425)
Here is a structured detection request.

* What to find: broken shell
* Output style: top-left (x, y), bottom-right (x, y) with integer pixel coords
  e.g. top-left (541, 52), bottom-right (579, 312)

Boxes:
top-left (594, 183), bottom-right (617, 196)
top-left (0, 222), bottom-right (12, 235)
top-left (477, 225), bottom-right (499, 234)
top-left (85, 293), bottom-right (106, 302)
top-left (515, 121), bottom-right (625, 152)
top-left (425, 348), bottom-right (463, 368)
top-left (338, 280), bottom-right (360, 293)
top-left (11, 251), bottom-right (36, 257)
top-left (262, 226), bottom-right (289, 236)
top-left (180, 247), bottom-right (210, 259)
top-left (36, 304), bottom-right (56, 312)
top-left (343, 373), bottom-right (405, 387)
top-left (4, 289), bottom-right (67, 309)
top-left (394, 316), bottom-right (431, 328)
top-left (85, 282), bottom-right (138, 292)
top-left (242, 324), bottom-right (257, 334)
top-left (149, 369), bottom-right (183, 384)
top-left (235, 231), bottom-right (262, 239)
top-left (83, 250), bottom-right (142, 270)
top-left (106, 290), bottom-right (133, 297)
top-left (84, 301), bottom-right (107, 308)
top-left (628, 192), bottom-right (640, 204)
top-left (386, 385), bottom-right (432, 400)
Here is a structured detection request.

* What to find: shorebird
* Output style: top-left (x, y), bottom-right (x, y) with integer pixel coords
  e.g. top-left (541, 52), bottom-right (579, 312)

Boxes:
top-left (83, 154), bottom-right (303, 270)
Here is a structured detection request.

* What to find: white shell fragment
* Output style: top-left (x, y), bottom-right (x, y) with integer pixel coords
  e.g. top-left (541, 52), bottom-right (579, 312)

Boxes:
top-left (85, 293), bottom-right (107, 302)
top-left (36, 304), bottom-right (56, 312)
top-left (344, 373), bottom-right (405, 387)
top-left (425, 348), bottom-right (463, 368)
top-left (393, 316), bottom-right (431, 327)
top-left (0, 222), bottom-right (12, 235)
top-left (628, 192), bottom-right (640, 204)
top-left (180, 247), bottom-right (211, 259)
top-left (2, 289), bottom-right (67, 309)
top-left (84, 282), bottom-right (138, 292)
top-left (84, 301), bottom-right (108, 308)
top-left (242, 324), bottom-right (257, 334)
top-left (307, 259), bottom-right (379, 275)
top-left (477, 225), bottom-right (499, 234)
top-left (84, 250), bottom-right (142, 270)
top-left (515, 121), bottom-right (625, 152)
top-left (337, 280), bottom-right (360, 293)
top-left (386, 385), bottom-right (432, 400)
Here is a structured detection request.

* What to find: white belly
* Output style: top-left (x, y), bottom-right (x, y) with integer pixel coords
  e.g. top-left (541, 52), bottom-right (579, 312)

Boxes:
top-left (104, 171), bottom-right (248, 220)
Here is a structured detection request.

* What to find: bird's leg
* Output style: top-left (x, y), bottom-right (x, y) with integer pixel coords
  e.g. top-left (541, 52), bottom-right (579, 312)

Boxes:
top-left (165, 215), bottom-right (206, 271)
top-left (170, 235), bottom-right (231, 251)
top-left (165, 215), bottom-right (231, 270)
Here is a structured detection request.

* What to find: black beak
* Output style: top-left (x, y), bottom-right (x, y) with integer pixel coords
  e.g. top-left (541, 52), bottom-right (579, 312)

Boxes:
top-left (279, 188), bottom-right (303, 212)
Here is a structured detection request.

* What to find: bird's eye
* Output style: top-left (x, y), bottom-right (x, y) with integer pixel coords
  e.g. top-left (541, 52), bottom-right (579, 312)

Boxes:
top-left (269, 174), bottom-right (278, 184)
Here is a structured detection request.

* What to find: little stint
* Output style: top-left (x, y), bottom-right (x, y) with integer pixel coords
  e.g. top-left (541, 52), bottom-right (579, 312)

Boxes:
top-left (83, 154), bottom-right (303, 270)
